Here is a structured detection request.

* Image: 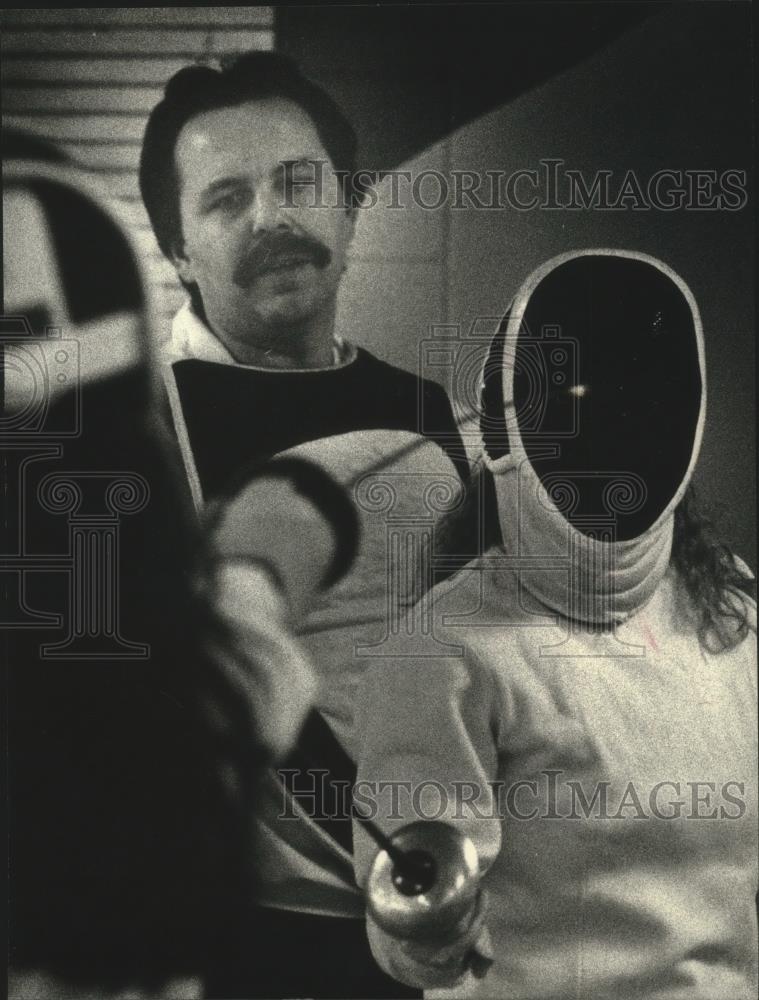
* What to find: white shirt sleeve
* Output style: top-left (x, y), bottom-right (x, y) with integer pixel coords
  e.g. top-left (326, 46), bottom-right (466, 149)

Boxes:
top-left (212, 560), bottom-right (318, 763)
top-left (352, 647), bottom-right (503, 885)
top-left (350, 646), bottom-right (502, 988)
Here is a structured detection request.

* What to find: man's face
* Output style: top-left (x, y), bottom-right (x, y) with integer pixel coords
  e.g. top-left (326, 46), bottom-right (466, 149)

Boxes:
top-left (173, 97), bottom-right (355, 347)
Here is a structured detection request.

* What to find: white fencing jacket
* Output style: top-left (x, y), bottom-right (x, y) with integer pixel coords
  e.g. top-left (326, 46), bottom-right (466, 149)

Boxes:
top-left (352, 252), bottom-right (758, 998)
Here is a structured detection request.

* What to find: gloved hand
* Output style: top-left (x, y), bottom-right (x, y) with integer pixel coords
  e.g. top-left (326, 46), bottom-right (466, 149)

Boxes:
top-left (213, 466), bottom-right (342, 622)
top-left (366, 888), bottom-right (493, 990)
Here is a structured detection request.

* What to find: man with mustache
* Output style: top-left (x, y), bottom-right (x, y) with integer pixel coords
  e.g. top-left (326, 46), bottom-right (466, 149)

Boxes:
top-left (138, 52), bottom-right (467, 999)
top-left (139, 51), bottom-right (467, 505)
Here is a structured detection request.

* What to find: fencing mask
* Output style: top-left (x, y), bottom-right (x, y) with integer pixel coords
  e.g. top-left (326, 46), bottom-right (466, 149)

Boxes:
top-left (481, 249), bottom-right (705, 626)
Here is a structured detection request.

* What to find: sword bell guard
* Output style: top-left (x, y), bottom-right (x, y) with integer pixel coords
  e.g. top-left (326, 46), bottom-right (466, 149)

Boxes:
top-left (367, 820), bottom-right (480, 943)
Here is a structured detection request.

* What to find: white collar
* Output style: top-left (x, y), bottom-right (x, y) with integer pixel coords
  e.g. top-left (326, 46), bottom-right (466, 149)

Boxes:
top-left (164, 300), bottom-right (357, 372)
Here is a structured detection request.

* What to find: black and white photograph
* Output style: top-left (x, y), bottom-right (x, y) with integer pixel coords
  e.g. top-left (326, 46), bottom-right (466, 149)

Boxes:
top-left (2, 4), bottom-right (756, 999)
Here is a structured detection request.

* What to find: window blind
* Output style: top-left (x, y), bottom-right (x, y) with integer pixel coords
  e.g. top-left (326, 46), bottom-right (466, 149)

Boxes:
top-left (1, 7), bottom-right (275, 335)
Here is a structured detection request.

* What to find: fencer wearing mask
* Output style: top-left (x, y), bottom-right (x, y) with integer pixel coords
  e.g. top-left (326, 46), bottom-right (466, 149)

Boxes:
top-left (4, 141), bottom-right (358, 1000)
top-left (351, 250), bottom-right (757, 999)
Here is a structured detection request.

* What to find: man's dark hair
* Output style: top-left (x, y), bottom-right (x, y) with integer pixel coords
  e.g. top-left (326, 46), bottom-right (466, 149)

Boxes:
top-left (139, 51), bottom-right (360, 263)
